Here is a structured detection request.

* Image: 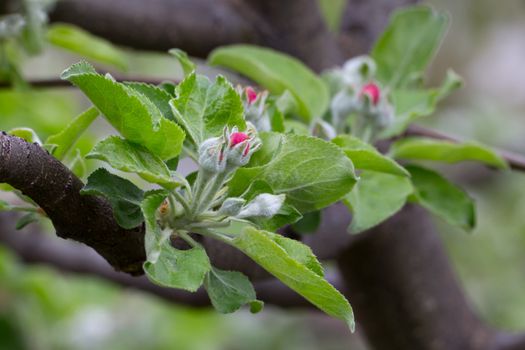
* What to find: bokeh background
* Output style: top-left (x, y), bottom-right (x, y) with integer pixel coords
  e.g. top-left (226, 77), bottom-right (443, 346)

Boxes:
top-left (1, 0), bottom-right (525, 349)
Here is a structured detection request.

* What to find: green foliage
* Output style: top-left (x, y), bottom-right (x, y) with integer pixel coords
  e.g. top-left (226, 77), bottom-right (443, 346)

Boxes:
top-left (233, 227), bottom-right (354, 330)
top-left (61, 61), bottom-right (185, 160)
top-left (125, 82), bottom-right (176, 121)
top-left (15, 213), bottom-right (38, 230)
top-left (344, 171), bottom-right (413, 233)
top-left (81, 168), bottom-right (145, 229)
top-left (144, 242), bottom-right (211, 292)
top-left (141, 190), bottom-right (169, 263)
top-left (209, 45), bottom-right (329, 120)
top-left (169, 73), bottom-right (245, 144)
top-left (86, 136), bottom-right (176, 188)
top-left (204, 267), bottom-right (262, 314)
top-left (46, 106), bottom-right (99, 160)
top-left (47, 24), bottom-right (128, 71)
top-left (372, 6), bottom-right (448, 88)
top-left (229, 133), bottom-right (356, 213)
top-left (333, 134), bottom-right (409, 177)
top-left (406, 165), bottom-right (476, 230)
top-left (169, 48), bottom-right (196, 77)
top-left (8, 127), bottom-right (41, 144)
top-left (380, 70), bottom-right (463, 137)
top-left (390, 137), bottom-right (508, 168)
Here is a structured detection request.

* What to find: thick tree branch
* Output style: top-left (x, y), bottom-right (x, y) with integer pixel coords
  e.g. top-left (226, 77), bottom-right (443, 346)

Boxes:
top-left (49, 0), bottom-right (262, 58)
top-left (337, 204), bottom-right (496, 350)
top-left (0, 132), bottom-right (146, 274)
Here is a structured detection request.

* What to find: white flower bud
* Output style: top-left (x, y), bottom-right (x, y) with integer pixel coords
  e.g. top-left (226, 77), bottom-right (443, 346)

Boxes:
top-left (198, 136), bottom-right (226, 173)
top-left (342, 56), bottom-right (376, 86)
top-left (236, 193), bottom-right (285, 219)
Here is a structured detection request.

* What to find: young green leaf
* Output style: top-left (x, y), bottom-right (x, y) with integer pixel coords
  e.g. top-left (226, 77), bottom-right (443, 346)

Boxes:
top-left (406, 165), bottom-right (476, 230)
top-left (264, 231), bottom-right (324, 277)
top-left (169, 48), bottom-right (196, 77)
top-left (292, 210), bottom-right (321, 234)
top-left (86, 136), bottom-right (176, 188)
top-left (8, 127), bottom-right (42, 144)
top-left (141, 190), bottom-right (169, 263)
top-left (380, 70), bottom-right (462, 138)
top-left (209, 45), bottom-right (329, 120)
top-left (81, 168), bottom-right (145, 229)
top-left (317, 0), bottom-right (347, 32)
top-left (169, 73), bottom-right (245, 145)
top-left (390, 137), bottom-right (508, 169)
top-left (229, 134), bottom-right (357, 213)
top-left (144, 242), bottom-right (211, 292)
top-left (70, 149), bottom-right (87, 178)
top-left (0, 200), bottom-right (12, 211)
top-left (333, 135), bottom-right (409, 177)
top-left (204, 267), bottom-right (262, 314)
top-left (344, 171), bottom-right (413, 233)
top-left (46, 106), bottom-right (99, 160)
top-left (233, 227), bottom-right (354, 331)
top-left (61, 61), bottom-right (185, 160)
top-left (372, 6), bottom-right (448, 88)
top-left (15, 213), bottom-right (38, 230)
top-left (125, 82), bottom-right (176, 121)
top-left (47, 24), bottom-right (128, 71)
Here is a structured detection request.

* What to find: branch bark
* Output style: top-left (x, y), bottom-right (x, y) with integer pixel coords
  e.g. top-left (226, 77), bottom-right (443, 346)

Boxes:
top-left (337, 204), bottom-right (496, 350)
top-left (48, 0), bottom-right (262, 58)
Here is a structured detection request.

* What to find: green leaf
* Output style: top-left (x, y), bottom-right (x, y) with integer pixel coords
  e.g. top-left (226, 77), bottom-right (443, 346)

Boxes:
top-left (406, 165), bottom-right (476, 230)
top-left (380, 70), bottom-right (462, 138)
top-left (264, 231), bottom-right (324, 277)
top-left (141, 190), bottom-right (169, 263)
top-left (61, 61), bottom-right (185, 160)
top-left (390, 137), bottom-right (508, 169)
top-left (70, 149), bottom-right (86, 178)
top-left (144, 242), bottom-right (211, 292)
top-left (0, 200), bottom-right (12, 211)
top-left (8, 127), bottom-right (42, 144)
top-left (233, 227), bottom-right (354, 330)
top-left (47, 24), bottom-right (128, 71)
top-left (292, 210), bottom-right (321, 234)
top-left (204, 267), bottom-right (262, 314)
top-left (344, 171), bottom-right (413, 233)
top-left (124, 82), bottom-right (176, 121)
top-left (169, 73), bottom-right (245, 145)
top-left (81, 168), bottom-right (145, 229)
top-left (317, 0), bottom-right (347, 32)
top-left (372, 6), bottom-right (448, 88)
top-left (86, 136), bottom-right (176, 188)
top-left (209, 45), bottom-right (329, 120)
top-left (46, 106), bottom-right (99, 160)
top-left (229, 134), bottom-right (357, 213)
top-left (333, 135), bottom-right (409, 177)
top-left (169, 49), bottom-right (196, 77)
top-left (15, 213), bottom-right (38, 230)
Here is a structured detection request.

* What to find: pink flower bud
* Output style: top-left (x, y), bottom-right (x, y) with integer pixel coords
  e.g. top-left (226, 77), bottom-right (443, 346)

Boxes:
top-left (230, 132), bottom-right (248, 147)
top-left (361, 83), bottom-right (381, 105)
top-left (245, 87), bottom-right (258, 105)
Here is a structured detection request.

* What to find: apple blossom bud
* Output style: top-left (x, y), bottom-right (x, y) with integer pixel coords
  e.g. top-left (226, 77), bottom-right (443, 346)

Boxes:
top-left (198, 137), bottom-right (226, 173)
top-left (360, 83), bottom-right (381, 105)
top-left (245, 87), bottom-right (258, 105)
top-left (230, 132), bottom-right (249, 147)
top-left (236, 193), bottom-right (286, 219)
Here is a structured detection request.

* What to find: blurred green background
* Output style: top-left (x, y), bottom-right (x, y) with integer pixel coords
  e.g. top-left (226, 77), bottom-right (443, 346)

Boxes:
top-left (2, 0), bottom-right (525, 349)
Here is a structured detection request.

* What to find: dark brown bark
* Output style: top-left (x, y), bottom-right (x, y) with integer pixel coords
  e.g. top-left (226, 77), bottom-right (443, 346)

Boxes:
top-left (49, 0), bottom-right (262, 58)
top-left (0, 132), bottom-right (146, 274)
top-left (338, 205), bottom-right (494, 350)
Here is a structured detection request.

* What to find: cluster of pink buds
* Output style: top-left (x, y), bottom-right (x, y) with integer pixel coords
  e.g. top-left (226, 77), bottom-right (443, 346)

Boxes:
top-left (237, 86), bottom-right (271, 132)
top-left (198, 123), bottom-right (261, 173)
